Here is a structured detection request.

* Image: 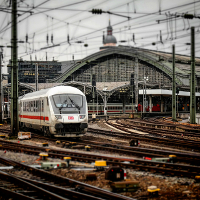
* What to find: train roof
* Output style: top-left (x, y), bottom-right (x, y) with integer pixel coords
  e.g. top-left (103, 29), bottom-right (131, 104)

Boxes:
top-left (20, 85), bottom-right (85, 101)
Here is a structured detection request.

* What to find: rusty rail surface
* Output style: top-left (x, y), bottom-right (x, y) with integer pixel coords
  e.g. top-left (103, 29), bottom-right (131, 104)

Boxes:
top-left (1, 135), bottom-right (200, 165)
top-left (0, 157), bottom-right (134, 200)
top-left (117, 119), bottom-right (200, 138)
top-left (78, 139), bottom-right (200, 165)
top-left (0, 170), bottom-right (69, 200)
top-left (102, 121), bottom-right (200, 151)
top-left (30, 132), bottom-right (200, 164)
top-left (0, 141), bottom-right (200, 178)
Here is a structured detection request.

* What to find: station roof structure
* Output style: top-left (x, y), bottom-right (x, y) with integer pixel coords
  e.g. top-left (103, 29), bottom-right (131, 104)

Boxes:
top-left (47, 46), bottom-right (200, 96)
top-left (4, 45), bottom-right (200, 100)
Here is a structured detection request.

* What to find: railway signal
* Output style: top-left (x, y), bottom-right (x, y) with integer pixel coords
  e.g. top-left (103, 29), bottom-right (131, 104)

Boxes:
top-left (176, 87), bottom-right (180, 94)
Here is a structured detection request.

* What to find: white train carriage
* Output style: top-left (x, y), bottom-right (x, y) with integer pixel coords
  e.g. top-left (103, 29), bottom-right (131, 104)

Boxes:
top-left (19, 86), bottom-right (88, 137)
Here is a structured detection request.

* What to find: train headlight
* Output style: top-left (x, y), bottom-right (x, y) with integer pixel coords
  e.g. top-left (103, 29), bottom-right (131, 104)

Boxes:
top-left (79, 115), bottom-right (85, 119)
top-left (55, 115), bottom-right (62, 119)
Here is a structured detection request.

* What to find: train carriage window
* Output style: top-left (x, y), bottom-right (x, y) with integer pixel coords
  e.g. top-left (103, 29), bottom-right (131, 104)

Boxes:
top-left (34, 101), bottom-right (36, 112)
top-left (31, 101), bottom-right (34, 112)
top-left (36, 100), bottom-right (41, 112)
top-left (41, 100), bottom-right (44, 112)
top-left (38, 100), bottom-right (41, 112)
top-left (27, 102), bottom-right (30, 112)
top-left (28, 102), bottom-right (30, 112)
top-left (47, 98), bottom-right (49, 106)
top-left (35, 101), bottom-right (38, 112)
top-left (20, 102), bottom-right (22, 112)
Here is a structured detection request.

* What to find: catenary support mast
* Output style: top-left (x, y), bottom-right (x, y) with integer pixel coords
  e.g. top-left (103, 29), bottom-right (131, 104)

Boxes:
top-left (10, 0), bottom-right (19, 136)
top-left (172, 45), bottom-right (176, 121)
top-left (190, 27), bottom-right (196, 124)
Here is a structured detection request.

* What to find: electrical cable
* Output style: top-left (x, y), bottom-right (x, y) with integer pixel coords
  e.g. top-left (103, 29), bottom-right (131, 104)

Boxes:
top-left (1, 0), bottom-right (200, 61)
top-left (0, 0), bottom-right (50, 34)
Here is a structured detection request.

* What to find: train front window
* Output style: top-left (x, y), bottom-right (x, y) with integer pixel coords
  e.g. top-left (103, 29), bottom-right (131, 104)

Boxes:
top-left (53, 94), bottom-right (83, 108)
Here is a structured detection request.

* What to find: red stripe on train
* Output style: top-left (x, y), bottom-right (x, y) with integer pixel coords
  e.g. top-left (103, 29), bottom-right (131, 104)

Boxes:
top-left (19, 115), bottom-right (49, 121)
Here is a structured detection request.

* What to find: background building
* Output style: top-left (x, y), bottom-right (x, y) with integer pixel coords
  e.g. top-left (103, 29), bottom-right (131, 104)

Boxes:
top-left (7, 59), bottom-right (62, 83)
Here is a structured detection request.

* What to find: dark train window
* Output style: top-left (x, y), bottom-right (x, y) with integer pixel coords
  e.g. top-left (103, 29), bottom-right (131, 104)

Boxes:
top-left (30, 101), bottom-right (33, 112)
top-left (36, 100), bottom-right (41, 112)
top-left (41, 100), bottom-right (44, 112)
top-left (34, 101), bottom-right (36, 112)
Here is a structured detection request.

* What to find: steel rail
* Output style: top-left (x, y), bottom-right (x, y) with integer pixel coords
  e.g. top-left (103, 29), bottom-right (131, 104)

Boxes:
top-left (0, 157), bottom-right (134, 200)
top-left (13, 175), bottom-right (105, 200)
top-left (78, 139), bottom-right (200, 165)
top-left (121, 119), bottom-right (200, 137)
top-left (29, 132), bottom-right (200, 163)
top-left (0, 171), bottom-right (68, 200)
top-left (114, 121), bottom-right (200, 143)
top-left (0, 142), bottom-right (200, 178)
top-left (102, 122), bottom-right (200, 151)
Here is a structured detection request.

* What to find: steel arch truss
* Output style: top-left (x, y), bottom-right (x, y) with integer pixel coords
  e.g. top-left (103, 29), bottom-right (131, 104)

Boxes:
top-left (3, 83), bottom-right (35, 99)
top-left (50, 47), bottom-right (183, 85)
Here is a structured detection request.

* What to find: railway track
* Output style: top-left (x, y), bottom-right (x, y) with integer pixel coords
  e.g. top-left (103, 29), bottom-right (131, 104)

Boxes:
top-left (0, 170), bottom-right (72, 200)
top-left (114, 119), bottom-right (200, 140)
top-left (123, 118), bottom-right (200, 138)
top-left (103, 121), bottom-right (200, 151)
top-left (0, 157), bottom-right (133, 200)
top-left (1, 125), bottom-right (200, 166)
top-left (0, 139), bottom-right (200, 178)
top-left (4, 132), bottom-right (200, 166)
top-left (78, 139), bottom-right (200, 165)
top-left (143, 117), bottom-right (200, 132)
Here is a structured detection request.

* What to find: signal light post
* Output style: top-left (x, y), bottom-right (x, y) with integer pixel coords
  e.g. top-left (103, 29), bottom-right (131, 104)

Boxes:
top-left (130, 73), bottom-right (134, 115)
top-left (176, 88), bottom-right (179, 117)
top-left (172, 45), bottom-right (176, 121)
top-left (190, 27), bottom-right (196, 124)
top-left (0, 51), bottom-right (2, 123)
top-left (10, 0), bottom-right (19, 136)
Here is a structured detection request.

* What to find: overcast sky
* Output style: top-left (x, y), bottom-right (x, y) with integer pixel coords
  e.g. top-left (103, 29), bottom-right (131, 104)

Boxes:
top-left (0, 0), bottom-right (200, 73)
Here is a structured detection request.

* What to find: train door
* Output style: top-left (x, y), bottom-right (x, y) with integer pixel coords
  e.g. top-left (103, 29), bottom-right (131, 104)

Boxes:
top-left (39, 98), bottom-right (42, 126)
top-left (43, 97), bottom-right (50, 125)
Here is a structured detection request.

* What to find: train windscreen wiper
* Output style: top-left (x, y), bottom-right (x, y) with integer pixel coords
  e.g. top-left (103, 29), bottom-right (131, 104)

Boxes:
top-left (68, 97), bottom-right (80, 113)
top-left (59, 99), bottom-right (68, 111)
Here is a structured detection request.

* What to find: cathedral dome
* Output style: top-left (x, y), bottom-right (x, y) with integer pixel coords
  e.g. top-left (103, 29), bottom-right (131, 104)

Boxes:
top-left (103, 20), bottom-right (117, 46)
top-left (104, 35), bottom-right (117, 44)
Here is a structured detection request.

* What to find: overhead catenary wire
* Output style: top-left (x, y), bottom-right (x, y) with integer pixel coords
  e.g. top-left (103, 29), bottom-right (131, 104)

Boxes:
top-left (3, 0), bottom-right (195, 45)
top-left (1, 0), bottom-right (200, 63)
top-left (7, 0), bottom-right (198, 41)
top-left (0, 0), bottom-right (50, 34)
